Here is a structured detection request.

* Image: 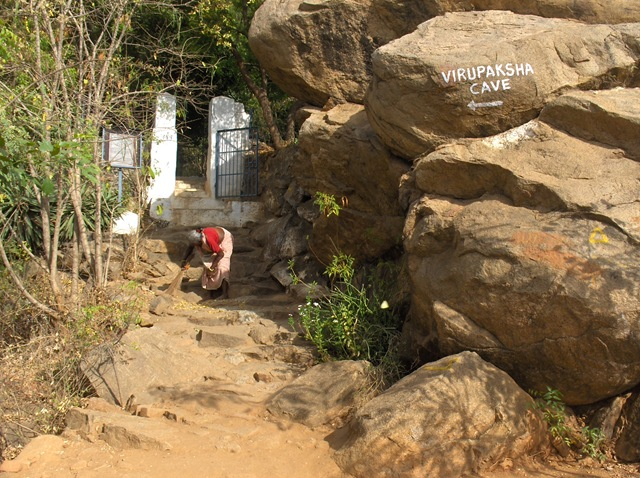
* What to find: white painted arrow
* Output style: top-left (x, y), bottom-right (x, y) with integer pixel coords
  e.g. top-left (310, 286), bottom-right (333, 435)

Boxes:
top-left (467, 100), bottom-right (504, 111)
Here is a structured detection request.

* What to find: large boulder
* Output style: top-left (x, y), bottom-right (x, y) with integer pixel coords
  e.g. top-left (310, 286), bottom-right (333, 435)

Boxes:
top-left (366, 11), bottom-right (640, 159)
top-left (266, 360), bottom-right (374, 428)
top-left (409, 0), bottom-right (640, 24)
top-left (248, 0), bottom-right (380, 106)
top-left (333, 351), bottom-right (546, 477)
top-left (295, 103), bottom-right (408, 263)
top-left (248, 0), bottom-right (640, 108)
top-left (251, 214), bottom-right (313, 265)
top-left (81, 326), bottom-right (219, 406)
top-left (615, 389), bottom-right (640, 462)
top-left (401, 90), bottom-right (640, 405)
top-left (411, 121), bottom-right (640, 241)
top-left (540, 88), bottom-right (640, 161)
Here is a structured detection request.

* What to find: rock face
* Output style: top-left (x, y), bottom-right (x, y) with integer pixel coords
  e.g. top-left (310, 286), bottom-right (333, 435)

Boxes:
top-left (539, 88), bottom-right (640, 161)
top-left (294, 103), bottom-right (408, 263)
top-left (366, 11), bottom-right (640, 158)
top-left (333, 351), bottom-right (546, 477)
top-left (376, 0), bottom-right (640, 26)
top-left (81, 326), bottom-right (217, 406)
top-left (266, 360), bottom-right (374, 428)
top-left (248, 0), bottom-right (640, 107)
top-left (615, 390), bottom-right (640, 462)
top-left (247, 0), bottom-right (640, 410)
top-left (402, 89), bottom-right (640, 405)
top-left (248, 0), bottom-right (380, 106)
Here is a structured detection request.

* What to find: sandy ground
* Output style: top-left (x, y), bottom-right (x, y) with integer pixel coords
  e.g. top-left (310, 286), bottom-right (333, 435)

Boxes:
top-left (2, 286), bottom-right (640, 478)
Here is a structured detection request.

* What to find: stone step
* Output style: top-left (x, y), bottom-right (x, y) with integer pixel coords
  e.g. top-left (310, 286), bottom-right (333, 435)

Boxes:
top-left (66, 407), bottom-right (176, 451)
top-left (230, 283), bottom-right (287, 301)
top-left (171, 196), bottom-right (219, 209)
top-left (144, 228), bottom-right (261, 258)
top-left (143, 226), bottom-right (283, 302)
top-left (175, 177), bottom-right (206, 189)
top-left (195, 325), bottom-right (255, 349)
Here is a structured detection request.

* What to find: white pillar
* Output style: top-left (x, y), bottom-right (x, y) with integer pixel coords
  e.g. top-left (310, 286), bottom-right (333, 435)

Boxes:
top-left (148, 93), bottom-right (178, 221)
top-left (208, 96), bottom-right (251, 197)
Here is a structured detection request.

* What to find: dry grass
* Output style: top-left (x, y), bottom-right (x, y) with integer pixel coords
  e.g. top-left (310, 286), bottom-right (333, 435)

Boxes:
top-left (0, 333), bottom-right (86, 459)
top-left (0, 273), bottom-right (146, 463)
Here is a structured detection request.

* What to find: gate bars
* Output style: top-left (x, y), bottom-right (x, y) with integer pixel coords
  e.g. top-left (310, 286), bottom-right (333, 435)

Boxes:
top-left (215, 126), bottom-right (259, 198)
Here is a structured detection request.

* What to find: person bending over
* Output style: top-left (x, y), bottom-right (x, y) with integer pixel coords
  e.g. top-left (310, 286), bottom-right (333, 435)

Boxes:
top-left (181, 227), bottom-right (233, 299)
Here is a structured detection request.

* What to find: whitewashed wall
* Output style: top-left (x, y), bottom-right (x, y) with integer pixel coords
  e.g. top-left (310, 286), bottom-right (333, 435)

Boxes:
top-left (147, 94), bottom-right (264, 228)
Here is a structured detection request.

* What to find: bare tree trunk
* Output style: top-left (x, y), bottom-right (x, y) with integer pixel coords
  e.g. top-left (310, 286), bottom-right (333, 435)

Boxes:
top-left (69, 164), bottom-right (94, 269)
top-left (93, 146), bottom-right (104, 288)
top-left (0, 240), bottom-right (59, 320)
top-left (0, 212), bottom-right (60, 321)
top-left (3, 0), bottom-right (200, 314)
top-left (231, 47), bottom-right (286, 150)
top-left (71, 221), bottom-right (81, 304)
top-left (29, 2), bottom-right (53, 263)
top-left (49, 172), bottom-right (67, 308)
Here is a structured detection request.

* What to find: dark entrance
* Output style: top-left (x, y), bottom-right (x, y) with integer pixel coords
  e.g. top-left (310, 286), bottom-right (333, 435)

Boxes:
top-left (176, 104), bottom-right (208, 178)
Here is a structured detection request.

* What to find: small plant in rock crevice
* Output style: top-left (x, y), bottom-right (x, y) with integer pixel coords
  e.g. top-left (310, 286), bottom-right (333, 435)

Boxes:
top-left (313, 192), bottom-right (342, 218)
top-left (530, 386), bottom-right (607, 462)
top-left (581, 425), bottom-right (606, 461)
top-left (289, 257), bottom-right (407, 385)
top-left (288, 192), bottom-right (409, 387)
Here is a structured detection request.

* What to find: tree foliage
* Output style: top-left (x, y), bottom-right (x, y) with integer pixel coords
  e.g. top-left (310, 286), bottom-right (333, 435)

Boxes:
top-left (0, 0), bottom-right (208, 317)
top-left (0, 0), bottom-right (295, 320)
top-left (193, 0), bottom-right (295, 148)
top-left (0, 0), bottom-right (299, 451)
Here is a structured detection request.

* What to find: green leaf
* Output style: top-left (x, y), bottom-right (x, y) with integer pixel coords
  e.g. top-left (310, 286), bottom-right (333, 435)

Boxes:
top-left (40, 177), bottom-right (55, 195)
top-left (39, 140), bottom-right (54, 152)
top-left (80, 164), bottom-right (99, 184)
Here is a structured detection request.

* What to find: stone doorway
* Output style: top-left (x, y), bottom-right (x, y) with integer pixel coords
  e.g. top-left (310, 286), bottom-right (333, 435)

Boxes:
top-left (176, 103), bottom-right (208, 178)
top-left (148, 94), bottom-right (263, 227)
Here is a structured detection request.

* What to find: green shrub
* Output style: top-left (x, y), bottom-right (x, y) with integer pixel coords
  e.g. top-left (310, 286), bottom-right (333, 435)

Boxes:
top-left (314, 191), bottom-right (342, 218)
top-left (290, 255), bottom-right (408, 385)
top-left (531, 386), bottom-right (607, 462)
top-left (0, 172), bottom-right (124, 255)
top-left (581, 425), bottom-right (606, 461)
top-left (289, 191), bottom-right (409, 386)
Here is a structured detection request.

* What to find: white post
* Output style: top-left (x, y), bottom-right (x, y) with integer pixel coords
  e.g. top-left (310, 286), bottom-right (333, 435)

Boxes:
top-left (148, 93), bottom-right (178, 221)
top-left (208, 96), bottom-right (251, 197)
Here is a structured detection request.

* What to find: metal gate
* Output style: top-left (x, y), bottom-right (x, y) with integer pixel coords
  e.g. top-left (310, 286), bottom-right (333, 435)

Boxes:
top-left (215, 127), bottom-right (259, 198)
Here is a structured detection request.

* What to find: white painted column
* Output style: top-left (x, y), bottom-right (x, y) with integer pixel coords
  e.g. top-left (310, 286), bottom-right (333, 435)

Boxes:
top-left (208, 96), bottom-right (251, 197)
top-left (148, 93), bottom-right (178, 221)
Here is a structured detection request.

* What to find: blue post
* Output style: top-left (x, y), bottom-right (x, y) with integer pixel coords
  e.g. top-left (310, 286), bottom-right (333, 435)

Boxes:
top-left (118, 168), bottom-right (123, 204)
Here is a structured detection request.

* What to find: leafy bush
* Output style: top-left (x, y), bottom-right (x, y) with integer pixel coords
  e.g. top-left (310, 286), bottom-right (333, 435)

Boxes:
top-left (531, 386), bottom-right (607, 462)
top-left (314, 191), bottom-right (342, 218)
top-left (581, 425), bottom-right (606, 461)
top-left (288, 192), bottom-right (409, 386)
top-left (0, 169), bottom-right (124, 255)
top-left (290, 254), bottom-right (408, 385)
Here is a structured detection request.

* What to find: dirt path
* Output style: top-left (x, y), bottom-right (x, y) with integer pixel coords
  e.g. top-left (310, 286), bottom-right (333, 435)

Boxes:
top-left (2, 271), bottom-right (640, 477)
top-left (1, 285), bottom-right (350, 478)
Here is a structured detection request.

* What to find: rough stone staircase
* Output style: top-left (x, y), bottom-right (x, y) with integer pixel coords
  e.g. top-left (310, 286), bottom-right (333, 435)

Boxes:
top-left (144, 223), bottom-right (287, 302)
top-left (169, 178), bottom-right (265, 227)
top-left (170, 177), bottom-right (209, 226)
top-left (0, 223), bottom-right (346, 477)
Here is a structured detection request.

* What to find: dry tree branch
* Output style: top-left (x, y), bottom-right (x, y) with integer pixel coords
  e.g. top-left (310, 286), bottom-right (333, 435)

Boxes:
top-left (0, 214), bottom-right (60, 321)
